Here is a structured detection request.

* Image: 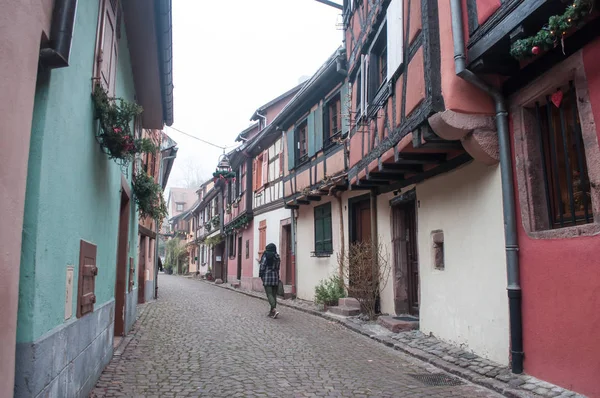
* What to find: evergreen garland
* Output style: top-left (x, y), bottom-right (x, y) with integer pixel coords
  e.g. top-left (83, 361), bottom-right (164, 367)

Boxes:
top-left (510, 0), bottom-right (594, 60)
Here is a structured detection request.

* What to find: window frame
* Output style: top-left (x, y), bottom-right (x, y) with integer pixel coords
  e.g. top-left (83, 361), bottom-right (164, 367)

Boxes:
top-left (368, 21), bottom-right (388, 104)
top-left (176, 203), bottom-right (184, 212)
top-left (324, 92), bottom-right (342, 147)
top-left (93, 0), bottom-right (121, 95)
top-left (509, 52), bottom-right (600, 239)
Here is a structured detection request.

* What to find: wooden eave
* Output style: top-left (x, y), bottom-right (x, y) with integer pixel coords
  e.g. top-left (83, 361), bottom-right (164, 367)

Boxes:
top-left (284, 173), bottom-right (348, 208)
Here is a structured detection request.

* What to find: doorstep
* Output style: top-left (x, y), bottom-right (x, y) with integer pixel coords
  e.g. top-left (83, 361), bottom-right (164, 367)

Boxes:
top-left (197, 279), bottom-right (583, 398)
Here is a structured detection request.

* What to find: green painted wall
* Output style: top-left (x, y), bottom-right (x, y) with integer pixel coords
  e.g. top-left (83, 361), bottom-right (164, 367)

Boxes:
top-left (17, 0), bottom-right (139, 343)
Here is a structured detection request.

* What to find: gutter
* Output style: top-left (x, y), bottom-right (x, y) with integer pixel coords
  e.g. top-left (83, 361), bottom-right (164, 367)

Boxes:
top-left (155, 0), bottom-right (174, 126)
top-left (450, 0), bottom-right (523, 374)
top-left (40, 0), bottom-right (78, 68)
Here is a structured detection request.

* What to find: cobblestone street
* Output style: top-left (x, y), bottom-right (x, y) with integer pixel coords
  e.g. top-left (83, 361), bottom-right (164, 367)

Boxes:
top-left (91, 275), bottom-right (503, 397)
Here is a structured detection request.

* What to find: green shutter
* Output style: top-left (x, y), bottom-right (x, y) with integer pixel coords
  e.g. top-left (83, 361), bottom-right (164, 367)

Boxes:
top-left (307, 110), bottom-right (316, 157)
top-left (341, 82), bottom-right (350, 135)
top-left (315, 105), bottom-right (324, 153)
top-left (286, 127), bottom-right (295, 170)
top-left (314, 206), bottom-right (323, 252)
top-left (323, 204), bottom-right (332, 252)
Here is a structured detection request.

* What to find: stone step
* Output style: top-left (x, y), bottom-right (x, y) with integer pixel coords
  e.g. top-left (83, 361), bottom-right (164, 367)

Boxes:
top-left (338, 297), bottom-right (360, 308)
top-left (230, 281), bottom-right (240, 289)
top-left (377, 315), bottom-right (419, 333)
top-left (328, 305), bottom-right (360, 317)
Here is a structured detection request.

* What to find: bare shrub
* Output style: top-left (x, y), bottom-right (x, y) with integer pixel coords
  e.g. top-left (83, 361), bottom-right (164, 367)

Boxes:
top-left (338, 239), bottom-right (391, 320)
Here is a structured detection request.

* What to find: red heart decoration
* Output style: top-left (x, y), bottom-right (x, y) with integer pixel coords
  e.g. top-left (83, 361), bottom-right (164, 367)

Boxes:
top-left (551, 90), bottom-right (563, 108)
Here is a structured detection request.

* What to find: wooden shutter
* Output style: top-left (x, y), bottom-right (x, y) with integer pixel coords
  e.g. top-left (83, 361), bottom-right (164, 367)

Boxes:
top-left (286, 128), bottom-right (295, 170)
top-left (324, 204), bottom-right (333, 252)
top-left (97, 0), bottom-right (119, 95)
top-left (77, 240), bottom-right (98, 318)
top-left (314, 207), bottom-right (324, 253)
top-left (361, 55), bottom-right (368, 115)
top-left (315, 105), bottom-right (324, 153)
top-left (368, 53), bottom-right (378, 103)
top-left (341, 83), bottom-right (350, 135)
top-left (252, 158), bottom-right (258, 192)
top-left (386, 0), bottom-right (403, 80)
top-left (258, 220), bottom-right (267, 257)
top-left (308, 111), bottom-right (316, 157)
top-left (262, 150), bottom-right (268, 186)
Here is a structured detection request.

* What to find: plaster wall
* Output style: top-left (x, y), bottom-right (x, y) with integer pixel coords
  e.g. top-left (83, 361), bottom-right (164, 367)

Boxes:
top-left (226, 223), bottom-right (254, 284)
top-left (0, 0), bottom-right (54, 395)
top-left (16, 0), bottom-right (140, 394)
top-left (417, 161), bottom-right (509, 365)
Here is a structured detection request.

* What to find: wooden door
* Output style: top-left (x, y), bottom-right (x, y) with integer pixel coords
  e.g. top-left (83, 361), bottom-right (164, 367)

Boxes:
top-left (114, 189), bottom-right (130, 336)
top-left (392, 201), bottom-right (419, 316)
top-left (138, 237), bottom-right (145, 303)
top-left (353, 199), bottom-right (372, 243)
top-left (284, 226), bottom-right (292, 285)
top-left (237, 236), bottom-right (242, 280)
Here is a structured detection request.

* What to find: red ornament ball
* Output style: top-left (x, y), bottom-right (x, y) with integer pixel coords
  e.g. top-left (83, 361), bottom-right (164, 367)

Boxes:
top-left (532, 46), bottom-right (540, 55)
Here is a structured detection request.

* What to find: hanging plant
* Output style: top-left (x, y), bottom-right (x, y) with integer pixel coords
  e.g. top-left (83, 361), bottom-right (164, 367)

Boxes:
top-left (92, 84), bottom-right (157, 164)
top-left (510, 0), bottom-right (594, 60)
top-left (205, 234), bottom-right (223, 247)
top-left (132, 170), bottom-right (168, 222)
top-left (211, 215), bottom-right (220, 228)
top-left (224, 214), bottom-right (252, 234)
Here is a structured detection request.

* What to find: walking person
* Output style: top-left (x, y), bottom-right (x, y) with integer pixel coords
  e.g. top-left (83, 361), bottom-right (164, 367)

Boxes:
top-left (259, 243), bottom-right (280, 319)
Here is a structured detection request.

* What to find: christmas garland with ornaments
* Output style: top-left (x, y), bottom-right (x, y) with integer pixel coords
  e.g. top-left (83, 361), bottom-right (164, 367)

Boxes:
top-left (510, 0), bottom-right (595, 60)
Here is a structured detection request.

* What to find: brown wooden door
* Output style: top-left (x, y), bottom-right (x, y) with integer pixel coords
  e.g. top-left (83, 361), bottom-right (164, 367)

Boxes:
top-left (114, 189), bottom-right (130, 336)
top-left (353, 199), bottom-right (372, 243)
top-left (138, 237), bottom-right (145, 303)
top-left (284, 225), bottom-right (292, 285)
top-left (392, 201), bottom-right (419, 316)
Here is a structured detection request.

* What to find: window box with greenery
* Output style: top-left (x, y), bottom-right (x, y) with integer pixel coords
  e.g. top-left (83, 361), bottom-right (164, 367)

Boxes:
top-left (92, 84), bottom-right (156, 165)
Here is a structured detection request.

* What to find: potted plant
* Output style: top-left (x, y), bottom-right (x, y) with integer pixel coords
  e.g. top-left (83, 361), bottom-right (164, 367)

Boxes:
top-left (314, 275), bottom-right (346, 310)
top-left (92, 84), bottom-right (156, 164)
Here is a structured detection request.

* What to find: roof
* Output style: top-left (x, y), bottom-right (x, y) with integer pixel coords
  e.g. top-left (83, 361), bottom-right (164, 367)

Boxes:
top-left (250, 82), bottom-right (305, 121)
top-left (156, 0), bottom-right (174, 126)
top-left (235, 122), bottom-right (260, 142)
top-left (245, 46), bottom-right (346, 155)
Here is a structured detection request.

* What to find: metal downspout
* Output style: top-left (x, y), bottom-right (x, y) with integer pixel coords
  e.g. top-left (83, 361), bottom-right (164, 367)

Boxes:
top-left (40, 0), bottom-right (78, 68)
top-left (449, 0), bottom-right (523, 374)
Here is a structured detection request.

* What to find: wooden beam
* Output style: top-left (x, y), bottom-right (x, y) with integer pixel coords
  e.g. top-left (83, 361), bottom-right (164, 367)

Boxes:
top-left (395, 152), bottom-right (446, 163)
top-left (381, 163), bottom-right (423, 173)
top-left (296, 199), bottom-right (310, 205)
top-left (307, 195), bottom-right (322, 201)
top-left (421, 141), bottom-right (464, 150)
top-left (284, 204), bottom-right (299, 210)
top-left (357, 179), bottom-right (390, 186)
top-left (367, 171), bottom-right (404, 181)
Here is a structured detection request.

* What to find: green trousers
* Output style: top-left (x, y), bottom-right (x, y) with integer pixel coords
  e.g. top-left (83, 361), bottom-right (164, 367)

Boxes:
top-left (264, 285), bottom-right (277, 310)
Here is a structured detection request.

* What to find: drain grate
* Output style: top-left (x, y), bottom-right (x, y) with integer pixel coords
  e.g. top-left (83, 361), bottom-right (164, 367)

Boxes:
top-left (408, 373), bottom-right (465, 387)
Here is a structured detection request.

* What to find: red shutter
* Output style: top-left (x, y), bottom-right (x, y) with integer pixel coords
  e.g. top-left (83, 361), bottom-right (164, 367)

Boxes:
top-left (262, 151), bottom-right (268, 186)
top-left (77, 240), bottom-right (98, 318)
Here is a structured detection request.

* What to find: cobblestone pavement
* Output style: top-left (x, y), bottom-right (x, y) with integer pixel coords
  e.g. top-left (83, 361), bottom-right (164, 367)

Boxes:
top-left (91, 275), bottom-right (504, 398)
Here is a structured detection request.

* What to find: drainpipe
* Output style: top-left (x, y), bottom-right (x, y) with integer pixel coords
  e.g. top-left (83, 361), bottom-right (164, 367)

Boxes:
top-left (40, 0), bottom-right (78, 68)
top-left (449, 0), bottom-right (523, 374)
top-left (256, 110), bottom-right (267, 130)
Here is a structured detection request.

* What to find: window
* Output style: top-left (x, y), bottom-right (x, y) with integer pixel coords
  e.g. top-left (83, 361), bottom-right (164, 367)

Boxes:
top-left (355, 66), bottom-right (363, 119)
top-left (511, 56), bottom-right (600, 239)
top-left (296, 120), bottom-right (308, 163)
top-left (534, 85), bottom-right (592, 229)
top-left (176, 203), bottom-right (184, 211)
top-left (431, 230), bottom-right (444, 270)
top-left (314, 203), bottom-right (333, 254)
top-left (201, 245), bottom-right (206, 264)
top-left (324, 94), bottom-right (342, 145)
top-left (368, 24), bottom-right (387, 100)
top-left (268, 140), bottom-right (281, 182)
top-left (258, 220), bottom-right (267, 257)
top-left (93, 0), bottom-right (121, 95)
top-left (246, 240), bottom-right (250, 259)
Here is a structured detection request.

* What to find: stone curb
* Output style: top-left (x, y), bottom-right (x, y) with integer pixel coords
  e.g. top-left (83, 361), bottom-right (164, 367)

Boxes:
top-left (197, 278), bottom-right (542, 398)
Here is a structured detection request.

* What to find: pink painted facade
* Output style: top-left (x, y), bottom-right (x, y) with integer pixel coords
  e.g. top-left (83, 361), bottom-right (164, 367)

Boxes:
top-left (511, 38), bottom-right (600, 397)
top-left (0, 1), bottom-right (54, 395)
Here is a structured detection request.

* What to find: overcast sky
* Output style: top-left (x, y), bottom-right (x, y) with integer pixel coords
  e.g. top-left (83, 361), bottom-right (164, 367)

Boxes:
top-left (165, 0), bottom-right (343, 192)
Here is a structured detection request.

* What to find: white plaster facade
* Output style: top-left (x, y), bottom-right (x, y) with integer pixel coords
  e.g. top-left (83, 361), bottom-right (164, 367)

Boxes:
top-left (416, 161), bottom-right (509, 365)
